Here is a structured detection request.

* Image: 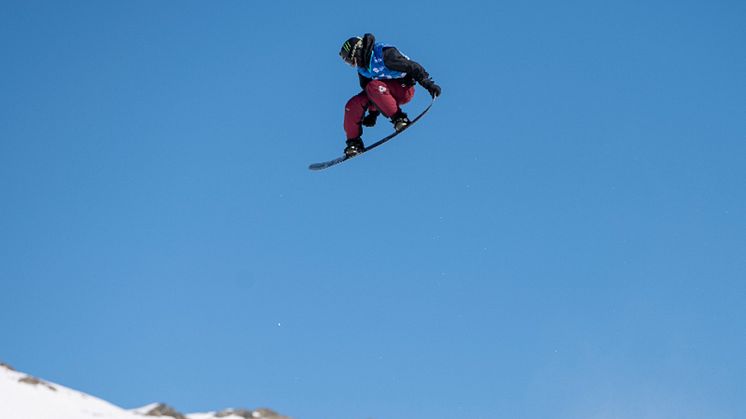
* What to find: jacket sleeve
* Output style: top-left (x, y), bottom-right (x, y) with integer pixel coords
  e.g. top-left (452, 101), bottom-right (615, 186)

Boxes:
top-left (382, 47), bottom-right (431, 83)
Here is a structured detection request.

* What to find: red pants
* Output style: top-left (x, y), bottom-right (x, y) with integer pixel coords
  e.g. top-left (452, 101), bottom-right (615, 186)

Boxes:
top-left (344, 80), bottom-right (415, 139)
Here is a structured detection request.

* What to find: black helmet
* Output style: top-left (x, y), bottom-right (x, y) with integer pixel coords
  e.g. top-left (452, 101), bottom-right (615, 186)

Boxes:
top-left (340, 36), bottom-right (362, 66)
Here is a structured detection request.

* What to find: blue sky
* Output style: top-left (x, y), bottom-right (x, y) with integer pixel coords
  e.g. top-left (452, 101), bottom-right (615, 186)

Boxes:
top-left (1, 1), bottom-right (744, 418)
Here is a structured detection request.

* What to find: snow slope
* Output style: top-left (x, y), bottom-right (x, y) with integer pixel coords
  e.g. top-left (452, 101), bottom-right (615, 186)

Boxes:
top-left (0, 363), bottom-right (289, 419)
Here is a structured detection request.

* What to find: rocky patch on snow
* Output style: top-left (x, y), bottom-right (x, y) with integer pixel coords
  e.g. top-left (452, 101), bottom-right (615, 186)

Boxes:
top-left (139, 403), bottom-right (188, 419)
top-left (18, 375), bottom-right (58, 392)
top-left (213, 408), bottom-right (289, 418)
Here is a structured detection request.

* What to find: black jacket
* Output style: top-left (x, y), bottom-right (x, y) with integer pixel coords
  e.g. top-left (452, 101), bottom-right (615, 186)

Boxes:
top-left (356, 33), bottom-right (432, 89)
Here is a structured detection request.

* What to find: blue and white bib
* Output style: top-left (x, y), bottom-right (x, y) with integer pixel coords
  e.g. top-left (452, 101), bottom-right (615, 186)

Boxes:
top-left (357, 43), bottom-right (408, 80)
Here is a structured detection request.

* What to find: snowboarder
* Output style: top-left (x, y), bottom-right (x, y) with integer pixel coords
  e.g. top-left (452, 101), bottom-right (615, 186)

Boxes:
top-left (339, 33), bottom-right (441, 157)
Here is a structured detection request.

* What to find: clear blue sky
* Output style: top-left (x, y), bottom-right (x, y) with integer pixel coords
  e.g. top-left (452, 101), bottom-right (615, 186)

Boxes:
top-left (1, 1), bottom-right (744, 418)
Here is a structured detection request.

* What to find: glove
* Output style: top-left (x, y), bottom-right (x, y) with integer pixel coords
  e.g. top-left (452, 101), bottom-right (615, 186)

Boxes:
top-left (362, 111), bottom-right (379, 127)
top-left (420, 78), bottom-right (441, 98)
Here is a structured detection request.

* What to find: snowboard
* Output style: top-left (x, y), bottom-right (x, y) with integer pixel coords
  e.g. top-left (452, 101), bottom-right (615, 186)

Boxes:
top-left (308, 98), bottom-right (435, 171)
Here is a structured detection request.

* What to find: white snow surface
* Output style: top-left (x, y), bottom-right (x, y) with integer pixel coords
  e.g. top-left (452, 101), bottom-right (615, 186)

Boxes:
top-left (0, 364), bottom-right (140, 419)
top-left (0, 364), bottom-right (287, 419)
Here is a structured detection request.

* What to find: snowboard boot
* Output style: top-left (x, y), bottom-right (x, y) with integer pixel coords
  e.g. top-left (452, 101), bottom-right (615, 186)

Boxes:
top-left (344, 137), bottom-right (365, 157)
top-left (390, 110), bottom-right (410, 132)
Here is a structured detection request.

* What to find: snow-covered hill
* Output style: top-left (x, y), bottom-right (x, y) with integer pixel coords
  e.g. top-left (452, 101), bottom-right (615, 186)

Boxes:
top-left (0, 363), bottom-right (290, 419)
